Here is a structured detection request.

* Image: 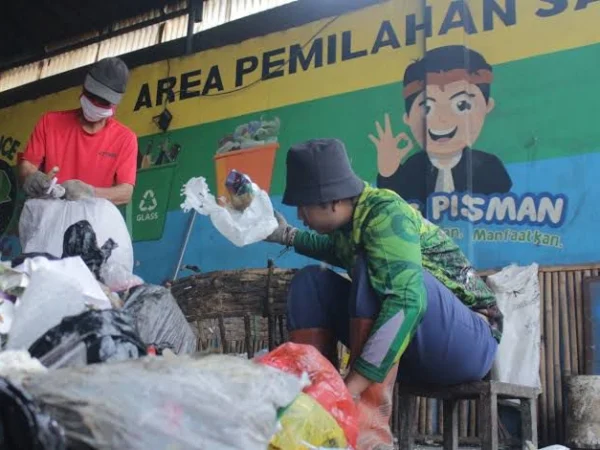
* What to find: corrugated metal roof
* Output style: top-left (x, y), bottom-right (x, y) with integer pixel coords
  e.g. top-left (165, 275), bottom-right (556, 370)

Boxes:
top-left (0, 0), bottom-right (297, 94)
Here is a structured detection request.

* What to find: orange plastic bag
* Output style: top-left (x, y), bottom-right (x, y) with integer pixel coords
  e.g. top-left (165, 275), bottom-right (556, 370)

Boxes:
top-left (257, 342), bottom-right (358, 448)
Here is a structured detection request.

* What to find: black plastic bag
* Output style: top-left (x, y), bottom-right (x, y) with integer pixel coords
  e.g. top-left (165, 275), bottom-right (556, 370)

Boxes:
top-left (0, 377), bottom-right (66, 450)
top-left (10, 252), bottom-right (60, 268)
top-left (62, 220), bottom-right (117, 280)
top-left (124, 285), bottom-right (197, 355)
top-left (28, 309), bottom-right (147, 369)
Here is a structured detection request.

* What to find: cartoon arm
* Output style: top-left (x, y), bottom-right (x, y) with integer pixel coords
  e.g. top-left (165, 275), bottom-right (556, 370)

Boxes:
top-left (368, 113), bottom-right (413, 178)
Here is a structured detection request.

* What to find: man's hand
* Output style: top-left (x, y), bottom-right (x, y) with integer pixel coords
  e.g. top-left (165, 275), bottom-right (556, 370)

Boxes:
top-left (62, 180), bottom-right (95, 201)
top-left (368, 113), bottom-right (413, 177)
top-left (264, 211), bottom-right (297, 246)
top-left (22, 167), bottom-right (59, 198)
top-left (345, 370), bottom-right (373, 402)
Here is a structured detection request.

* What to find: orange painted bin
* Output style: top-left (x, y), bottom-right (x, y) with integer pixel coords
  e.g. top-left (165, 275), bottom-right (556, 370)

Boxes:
top-left (214, 142), bottom-right (279, 199)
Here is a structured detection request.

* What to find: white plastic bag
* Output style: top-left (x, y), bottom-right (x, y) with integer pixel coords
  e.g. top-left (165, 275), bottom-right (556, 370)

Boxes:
top-left (487, 263), bottom-right (541, 389)
top-left (180, 176), bottom-right (277, 247)
top-left (6, 257), bottom-right (112, 351)
top-left (19, 197), bottom-right (134, 273)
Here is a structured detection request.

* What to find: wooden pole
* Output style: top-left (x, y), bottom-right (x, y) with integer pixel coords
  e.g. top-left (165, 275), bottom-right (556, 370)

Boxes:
top-left (538, 271), bottom-right (548, 445)
top-left (552, 272), bottom-right (564, 443)
top-left (545, 272), bottom-right (556, 444)
top-left (575, 270), bottom-right (585, 371)
top-left (567, 271), bottom-right (579, 374)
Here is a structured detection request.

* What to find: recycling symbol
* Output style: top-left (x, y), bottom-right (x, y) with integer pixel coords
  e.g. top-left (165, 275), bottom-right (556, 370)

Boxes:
top-left (139, 189), bottom-right (158, 212)
top-left (0, 160), bottom-right (17, 238)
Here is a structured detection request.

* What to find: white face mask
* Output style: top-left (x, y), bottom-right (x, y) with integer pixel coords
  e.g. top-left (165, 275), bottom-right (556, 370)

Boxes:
top-left (80, 94), bottom-right (114, 122)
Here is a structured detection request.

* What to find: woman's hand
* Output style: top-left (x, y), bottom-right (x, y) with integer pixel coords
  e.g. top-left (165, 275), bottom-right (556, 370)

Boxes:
top-left (345, 370), bottom-right (372, 402)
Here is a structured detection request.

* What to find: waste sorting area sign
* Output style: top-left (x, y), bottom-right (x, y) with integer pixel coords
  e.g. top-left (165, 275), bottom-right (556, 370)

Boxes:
top-left (130, 163), bottom-right (176, 242)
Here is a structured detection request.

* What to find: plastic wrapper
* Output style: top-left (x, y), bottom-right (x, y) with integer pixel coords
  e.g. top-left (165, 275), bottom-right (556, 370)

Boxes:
top-left (21, 354), bottom-right (307, 450)
top-left (180, 176), bottom-right (277, 247)
top-left (258, 342), bottom-right (359, 448)
top-left (99, 260), bottom-right (144, 293)
top-left (62, 220), bottom-right (117, 280)
top-left (28, 309), bottom-right (147, 369)
top-left (0, 376), bottom-right (66, 449)
top-left (269, 393), bottom-right (348, 450)
top-left (19, 197), bottom-right (134, 274)
top-left (123, 284), bottom-right (198, 355)
top-left (225, 169), bottom-right (255, 211)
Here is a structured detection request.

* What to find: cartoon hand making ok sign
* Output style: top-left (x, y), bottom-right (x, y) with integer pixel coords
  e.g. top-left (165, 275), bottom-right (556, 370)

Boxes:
top-left (368, 113), bottom-right (413, 178)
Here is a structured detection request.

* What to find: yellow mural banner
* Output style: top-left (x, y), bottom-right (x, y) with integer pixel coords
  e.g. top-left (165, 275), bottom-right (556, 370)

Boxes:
top-left (1, 0), bottom-right (599, 166)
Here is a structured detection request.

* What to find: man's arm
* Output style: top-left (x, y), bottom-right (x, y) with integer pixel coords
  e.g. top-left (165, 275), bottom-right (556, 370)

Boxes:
top-left (103, 131), bottom-right (138, 205)
top-left (94, 184), bottom-right (134, 206)
top-left (18, 160), bottom-right (40, 182)
top-left (293, 230), bottom-right (344, 268)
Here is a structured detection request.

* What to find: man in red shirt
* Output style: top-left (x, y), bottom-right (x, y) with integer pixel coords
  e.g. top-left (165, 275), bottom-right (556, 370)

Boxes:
top-left (19, 57), bottom-right (137, 205)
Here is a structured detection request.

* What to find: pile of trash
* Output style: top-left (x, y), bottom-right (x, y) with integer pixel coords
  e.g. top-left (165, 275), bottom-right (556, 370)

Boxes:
top-left (216, 116), bottom-right (281, 155)
top-left (0, 217), bottom-right (358, 449)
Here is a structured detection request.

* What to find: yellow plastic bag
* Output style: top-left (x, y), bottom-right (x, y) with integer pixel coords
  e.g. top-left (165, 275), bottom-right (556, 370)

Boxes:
top-left (269, 393), bottom-right (348, 450)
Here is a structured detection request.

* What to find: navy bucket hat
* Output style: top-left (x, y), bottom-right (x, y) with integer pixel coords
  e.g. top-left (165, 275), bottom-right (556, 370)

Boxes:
top-left (282, 138), bottom-right (365, 206)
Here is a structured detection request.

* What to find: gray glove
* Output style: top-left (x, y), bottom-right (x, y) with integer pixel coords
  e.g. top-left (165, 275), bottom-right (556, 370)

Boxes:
top-left (22, 171), bottom-right (54, 198)
top-left (265, 211), bottom-right (298, 246)
top-left (62, 180), bottom-right (95, 201)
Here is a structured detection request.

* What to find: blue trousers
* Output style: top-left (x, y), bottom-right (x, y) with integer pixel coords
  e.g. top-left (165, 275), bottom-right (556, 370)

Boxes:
top-left (287, 256), bottom-right (498, 385)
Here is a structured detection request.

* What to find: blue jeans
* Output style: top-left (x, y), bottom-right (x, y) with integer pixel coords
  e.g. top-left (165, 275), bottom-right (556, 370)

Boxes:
top-left (287, 255), bottom-right (498, 385)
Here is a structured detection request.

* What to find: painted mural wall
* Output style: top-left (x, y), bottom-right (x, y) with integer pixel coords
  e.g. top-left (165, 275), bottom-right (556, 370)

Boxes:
top-left (0, 0), bottom-right (599, 284)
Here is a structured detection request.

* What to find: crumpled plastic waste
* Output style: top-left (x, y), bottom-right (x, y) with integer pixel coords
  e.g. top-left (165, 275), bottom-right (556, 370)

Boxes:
top-left (62, 220), bottom-right (117, 280)
top-left (225, 170), bottom-right (255, 212)
top-left (5, 260), bottom-right (111, 351)
top-left (28, 309), bottom-right (147, 369)
top-left (216, 116), bottom-right (280, 154)
top-left (258, 342), bottom-right (359, 448)
top-left (123, 284), bottom-right (198, 355)
top-left (180, 176), bottom-right (277, 247)
top-left (0, 376), bottom-right (66, 450)
top-left (20, 354), bottom-right (307, 450)
top-left (269, 392), bottom-right (349, 450)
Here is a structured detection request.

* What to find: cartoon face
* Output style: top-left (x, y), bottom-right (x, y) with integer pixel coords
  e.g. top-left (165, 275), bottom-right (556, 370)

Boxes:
top-left (403, 80), bottom-right (495, 159)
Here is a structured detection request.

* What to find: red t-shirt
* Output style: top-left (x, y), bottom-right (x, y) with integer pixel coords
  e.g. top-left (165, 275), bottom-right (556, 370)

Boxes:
top-left (20, 109), bottom-right (138, 188)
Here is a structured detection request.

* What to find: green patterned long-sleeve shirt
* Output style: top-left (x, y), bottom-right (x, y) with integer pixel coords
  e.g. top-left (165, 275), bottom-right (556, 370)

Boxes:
top-left (292, 184), bottom-right (502, 383)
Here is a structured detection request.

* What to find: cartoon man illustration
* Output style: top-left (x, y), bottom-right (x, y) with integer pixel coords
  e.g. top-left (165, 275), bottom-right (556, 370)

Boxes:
top-left (369, 45), bottom-right (512, 209)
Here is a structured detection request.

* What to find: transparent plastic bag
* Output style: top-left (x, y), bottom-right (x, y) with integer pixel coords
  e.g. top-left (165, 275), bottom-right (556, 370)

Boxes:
top-left (258, 343), bottom-right (359, 448)
top-left (269, 393), bottom-right (349, 450)
top-left (180, 176), bottom-right (277, 247)
top-left (22, 354), bottom-right (307, 450)
top-left (123, 284), bottom-right (197, 355)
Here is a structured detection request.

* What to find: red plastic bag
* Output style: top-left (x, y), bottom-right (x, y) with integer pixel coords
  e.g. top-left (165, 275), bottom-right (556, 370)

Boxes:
top-left (257, 342), bottom-right (359, 447)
